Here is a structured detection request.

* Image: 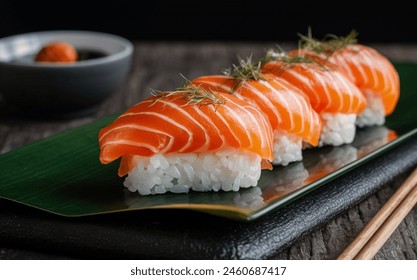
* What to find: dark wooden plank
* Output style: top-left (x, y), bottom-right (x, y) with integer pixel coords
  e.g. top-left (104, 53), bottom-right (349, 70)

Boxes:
top-left (272, 172), bottom-right (417, 259)
top-left (0, 248), bottom-right (72, 260)
top-left (0, 42), bottom-right (416, 259)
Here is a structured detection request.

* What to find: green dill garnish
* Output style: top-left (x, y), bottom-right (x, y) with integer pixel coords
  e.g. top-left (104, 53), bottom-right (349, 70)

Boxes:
top-left (150, 75), bottom-right (225, 108)
top-left (263, 45), bottom-right (286, 64)
top-left (299, 28), bottom-right (358, 55)
top-left (265, 49), bottom-right (315, 64)
top-left (263, 48), bottom-right (330, 75)
top-left (223, 56), bottom-right (264, 82)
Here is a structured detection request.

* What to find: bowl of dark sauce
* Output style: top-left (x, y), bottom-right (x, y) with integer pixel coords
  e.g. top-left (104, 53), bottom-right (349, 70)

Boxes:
top-left (77, 49), bottom-right (107, 61)
top-left (0, 31), bottom-right (133, 118)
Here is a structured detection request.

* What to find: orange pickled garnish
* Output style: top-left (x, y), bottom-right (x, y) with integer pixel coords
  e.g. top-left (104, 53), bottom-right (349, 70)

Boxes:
top-left (35, 42), bottom-right (78, 63)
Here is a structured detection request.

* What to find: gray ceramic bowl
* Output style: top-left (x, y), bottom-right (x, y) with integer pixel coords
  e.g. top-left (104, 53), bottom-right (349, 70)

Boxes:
top-left (0, 31), bottom-right (133, 117)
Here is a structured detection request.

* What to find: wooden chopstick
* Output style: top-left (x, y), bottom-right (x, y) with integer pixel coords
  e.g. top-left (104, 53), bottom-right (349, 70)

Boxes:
top-left (354, 184), bottom-right (417, 259)
top-left (338, 166), bottom-right (417, 260)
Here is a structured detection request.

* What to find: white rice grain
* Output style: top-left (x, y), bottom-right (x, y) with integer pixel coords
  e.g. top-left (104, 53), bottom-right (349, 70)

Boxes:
top-left (272, 131), bottom-right (302, 166)
top-left (356, 92), bottom-right (385, 127)
top-left (319, 113), bottom-right (356, 146)
top-left (124, 149), bottom-right (262, 195)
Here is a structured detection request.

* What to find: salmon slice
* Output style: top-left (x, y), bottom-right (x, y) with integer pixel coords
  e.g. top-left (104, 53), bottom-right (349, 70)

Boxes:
top-left (299, 32), bottom-right (399, 115)
top-left (99, 91), bottom-right (274, 176)
top-left (261, 53), bottom-right (367, 115)
top-left (192, 74), bottom-right (322, 146)
top-left (326, 45), bottom-right (399, 115)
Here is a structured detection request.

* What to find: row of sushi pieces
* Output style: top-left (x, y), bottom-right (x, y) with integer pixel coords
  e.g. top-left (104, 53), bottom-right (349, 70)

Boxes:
top-left (99, 31), bottom-right (400, 195)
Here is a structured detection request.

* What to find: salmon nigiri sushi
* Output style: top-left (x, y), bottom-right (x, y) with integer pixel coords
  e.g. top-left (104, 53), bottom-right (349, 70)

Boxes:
top-left (192, 58), bottom-right (322, 166)
top-left (299, 31), bottom-right (400, 127)
top-left (262, 51), bottom-right (367, 146)
top-left (99, 84), bottom-right (273, 195)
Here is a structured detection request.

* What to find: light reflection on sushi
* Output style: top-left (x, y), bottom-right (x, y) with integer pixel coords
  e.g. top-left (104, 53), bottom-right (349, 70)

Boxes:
top-left (304, 145), bottom-right (358, 185)
top-left (123, 186), bottom-right (265, 210)
top-left (261, 145), bottom-right (357, 203)
top-left (260, 162), bottom-right (309, 202)
top-left (352, 126), bottom-right (398, 157)
top-left (232, 187), bottom-right (264, 209)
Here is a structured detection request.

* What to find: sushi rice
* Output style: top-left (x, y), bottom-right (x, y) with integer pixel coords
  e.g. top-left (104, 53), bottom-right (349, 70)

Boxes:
top-left (124, 148), bottom-right (262, 195)
top-left (319, 113), bottom-right (356, 146)
top-left (272, 131), bottom-right (302, 165)
top-left (356, 92), bottom-right (385, 127)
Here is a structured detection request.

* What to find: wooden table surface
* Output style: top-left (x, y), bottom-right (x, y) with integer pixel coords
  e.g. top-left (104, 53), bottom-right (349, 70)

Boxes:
top-left (1, 42), bottom-right (416, 260)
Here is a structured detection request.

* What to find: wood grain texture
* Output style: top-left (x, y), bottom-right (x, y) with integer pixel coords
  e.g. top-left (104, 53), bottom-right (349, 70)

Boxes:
top-left (0, 42), bottom-right (416, 260)
top-left (272, 171), bottom-right (417, 260)
top-left (338, 167), bottom-right (417, 259)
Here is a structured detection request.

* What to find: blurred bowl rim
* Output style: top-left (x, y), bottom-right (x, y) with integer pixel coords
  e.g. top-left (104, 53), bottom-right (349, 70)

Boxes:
top-left (0, 30), bottom-right (134, 68)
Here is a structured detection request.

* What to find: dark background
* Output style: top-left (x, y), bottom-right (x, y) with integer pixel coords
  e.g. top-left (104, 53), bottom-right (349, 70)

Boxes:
top-left (1, 1), bottom-right (416, 43)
